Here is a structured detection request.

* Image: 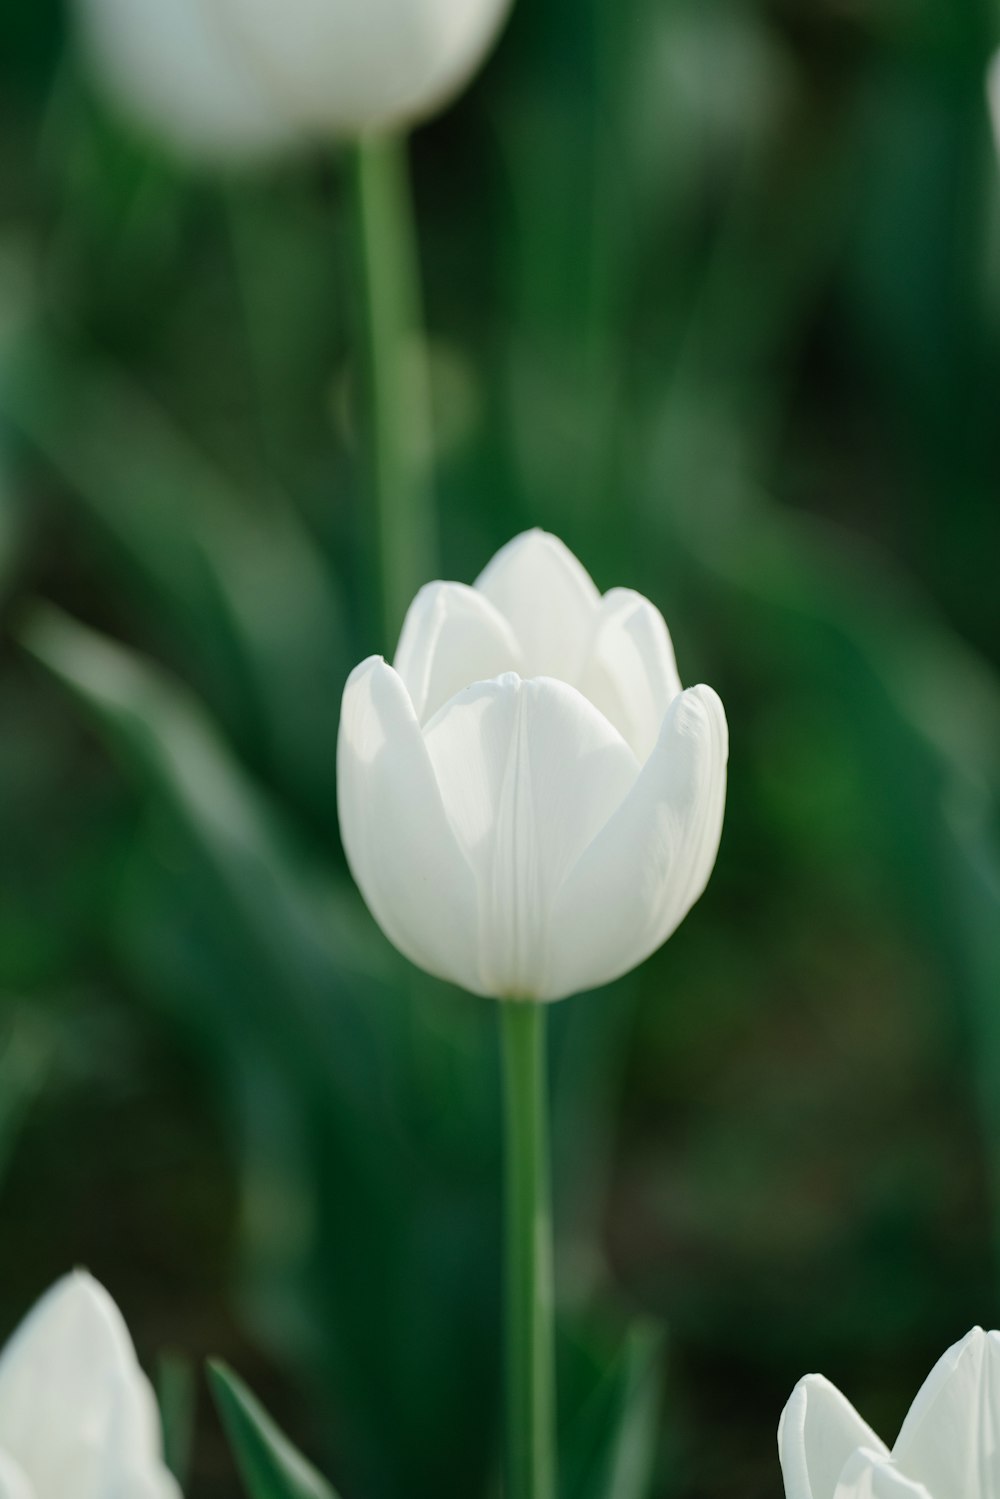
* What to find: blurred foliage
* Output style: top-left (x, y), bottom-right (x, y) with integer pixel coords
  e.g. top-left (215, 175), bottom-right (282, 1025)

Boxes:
top-left (2, 1), bottom-right (1000, 1498)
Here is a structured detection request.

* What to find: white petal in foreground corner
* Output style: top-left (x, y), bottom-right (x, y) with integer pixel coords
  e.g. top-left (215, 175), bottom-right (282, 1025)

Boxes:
top-left (779, 1328), bottom-right (1000, 1499)
top-left (891, 1328), bottom-right (1000, 1499)
top-left (213, 0), bottom-right (515, 135)
top-left (778, 1374), bottom-right (888, 1499)
top-left (0, 1272), bottom-right (180, 1499)
top-left (987, 52), bottom-right (1000, 162)
top-left (832, 1451), bottom-right (932, 1499)
top-left (74, 0), bottom-right (295, 162)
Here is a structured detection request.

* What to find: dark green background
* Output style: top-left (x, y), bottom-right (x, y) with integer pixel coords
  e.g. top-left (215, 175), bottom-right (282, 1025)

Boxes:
top-left (2, 0), bottom-right (1000, 1495)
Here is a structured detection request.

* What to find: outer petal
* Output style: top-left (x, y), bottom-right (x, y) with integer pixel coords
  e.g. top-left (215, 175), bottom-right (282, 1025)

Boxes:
top-left (779, 1376), bottom-right (889, 1499)
top-left (213, 0), bottom-right (514, 134)
top-left (832, 1450), bottom-right (933, 1499)
top-left (475, 530), bottom-right (601, 683)
top-left (0, 1273), bottom-right (174, 1499)
top-left (337, 657), bottom-right (482, 991)
top-left (891, 1327), bottom-right (1000, 1499)
top-left (578, 588), bottom-right (682, 761)
top-left (543, 685), bottom-right (728, 999)
top-left (423, 674), bottom-right (639, 998)
top-left (393, 581), bottom-right (522, 724)
top-left (74, 0), bottom-right (295, 161)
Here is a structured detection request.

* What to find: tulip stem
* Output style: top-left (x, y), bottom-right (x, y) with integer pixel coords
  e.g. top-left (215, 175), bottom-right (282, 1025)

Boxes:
top-left (501, 1001), bottom-right (556, 1499)
top-left (349, 132), bottom-right (437, 651)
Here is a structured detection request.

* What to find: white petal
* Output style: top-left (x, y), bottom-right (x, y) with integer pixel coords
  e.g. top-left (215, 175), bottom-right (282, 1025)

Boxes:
top-left (0, 1273), bottom-right (167, 1498)
top-left (475, 530), bottom-right (601, 682)
top-left (213, 0), bottom-right (514, 133)
top-left (423, 674), bottom-right (639, 998)
top-left (544, 685), bottom-right (728, 999)
top-left (74, 0), bottom-right (295, 160)
top-left (337, 657), bottom-right (482, 991)
top-left (778, 1376), bottom-right (889, 1499)
top-left (833, 1450), bottom-right (933, 1499)
top-left (988, 52), bottom-right (1000, 162)
top-left (892, 1327), bottom-right (1000, 1499)
top-left (393, 581), bottom-right (522, 724)
top-left (0, 1452), bottom-right (32, 1499)
top-left (578, 588), bottom-right (682, 761)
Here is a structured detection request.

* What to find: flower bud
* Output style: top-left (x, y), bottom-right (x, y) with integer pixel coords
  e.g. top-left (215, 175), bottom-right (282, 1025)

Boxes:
top-left (337, 530), bottom-right (729, 1002)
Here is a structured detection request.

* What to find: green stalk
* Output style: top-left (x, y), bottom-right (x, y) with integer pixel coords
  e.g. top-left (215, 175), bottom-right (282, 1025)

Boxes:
top-left (501, 1001), bottom-right (556, 1499)
top-left (348, 132), bottom-right (436, 651)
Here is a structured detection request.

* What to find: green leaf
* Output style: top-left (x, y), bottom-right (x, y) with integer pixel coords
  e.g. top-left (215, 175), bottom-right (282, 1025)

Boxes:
top-left (209, 1360), bottom-right (341, 1499)
top-left (561, 1322), bottom-right (662, 1499)
top-left (157, 1353), bottom-right (196, 1489)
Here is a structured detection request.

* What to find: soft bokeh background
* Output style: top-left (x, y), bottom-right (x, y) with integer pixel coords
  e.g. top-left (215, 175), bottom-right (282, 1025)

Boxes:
top-left (2, 1), bottom-right (1000, 1496)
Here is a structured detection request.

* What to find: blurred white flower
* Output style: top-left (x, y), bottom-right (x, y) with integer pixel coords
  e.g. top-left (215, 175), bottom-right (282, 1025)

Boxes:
top-left (0, 1271), bottom-right (180, 1499)
top-left (337, 529), bottom-right (728, 1001)
top-left (75, 0), bottom-right (296, 161)
top-left (212, 0), bottom-right (514, 136)
top-left (74, 0), bottom-right (513, 158)
top-left (779, 1327), bottom-right (1000, 1499)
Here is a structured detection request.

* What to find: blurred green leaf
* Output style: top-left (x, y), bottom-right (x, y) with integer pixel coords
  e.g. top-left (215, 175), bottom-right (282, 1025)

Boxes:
top-left (209, 1360), bottom-right (341, 1499)
top-left (0, 335), bottom-right (349, 832)
top-left (158, 1352), bottom-right (197, 1490)
top-left (561, 1322), bottom-right (662, 1499)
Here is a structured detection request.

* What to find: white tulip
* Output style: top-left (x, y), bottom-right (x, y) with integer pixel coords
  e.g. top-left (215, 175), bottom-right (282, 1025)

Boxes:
top-left (779, 1327), bottom-right (1000, 1499)
top-left (74, 0), bottom-right (296, 161)
top-left (74, 0), bottom-right (513, 158)
top-left (337, 529), bottom-right (728, 1001)
top-left (212, 0), bottom-right (515, 136)
top-left (0, 1271), bottom-right (180, 1499)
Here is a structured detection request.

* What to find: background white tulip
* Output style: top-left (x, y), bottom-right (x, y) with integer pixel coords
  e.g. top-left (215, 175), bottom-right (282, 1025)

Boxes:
top-left (75, 0), bottom-right (295, 161)
top-left (212, 0), bottom-right (515, 136)
top-left (778, 1327), bottom-right (1000, 1499)
top-left (74, 0), bottom-right (513, 157)
top-left (338, 529), bottom-right (728, 1001)
top-left (0, 1272), bottom-right (180, 1499)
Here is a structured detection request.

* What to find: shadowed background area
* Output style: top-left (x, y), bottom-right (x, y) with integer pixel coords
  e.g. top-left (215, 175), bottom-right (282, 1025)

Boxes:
top-left (2, 0), bottom-right (1000, 1496)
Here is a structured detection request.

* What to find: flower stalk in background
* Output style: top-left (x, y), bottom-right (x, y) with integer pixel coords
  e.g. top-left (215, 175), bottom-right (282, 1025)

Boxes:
top-left (338, 527), bottom-right (728, 1499)
top-left (0, 1271), bottom-right (180, 1499)
top-left (779, 1327), bottom-right (1000, 1499)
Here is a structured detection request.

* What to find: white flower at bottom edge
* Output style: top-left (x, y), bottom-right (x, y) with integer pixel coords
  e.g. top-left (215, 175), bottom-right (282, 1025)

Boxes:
top-left (337, 528), bottom-right (729, 1002)
top-left (779, 1327), bottom-right (1000, 1499)
top-left (0, 1271), bottom-right (181, 1499)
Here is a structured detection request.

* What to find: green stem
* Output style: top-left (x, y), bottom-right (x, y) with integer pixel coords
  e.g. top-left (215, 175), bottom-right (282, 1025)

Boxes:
top-left (501, 1002), bottom-right (556, 1499)
top-left (349, 132), bottom-right (436, 652)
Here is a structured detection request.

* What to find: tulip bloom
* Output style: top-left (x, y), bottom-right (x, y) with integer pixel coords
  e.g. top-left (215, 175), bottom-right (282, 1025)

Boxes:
top-left (779, 1327), bottom-right (1000, 1499)
top-left (0, 1271), bottom-right (180, 1499)
top-left (74, 0), bottom-right (513, 158)
top-left (212, 0), bottom-right (514, 136)
top-left (75, 0), bottom-right (295, 161)
top-left (338, 530), bottom-right (728, 1001)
